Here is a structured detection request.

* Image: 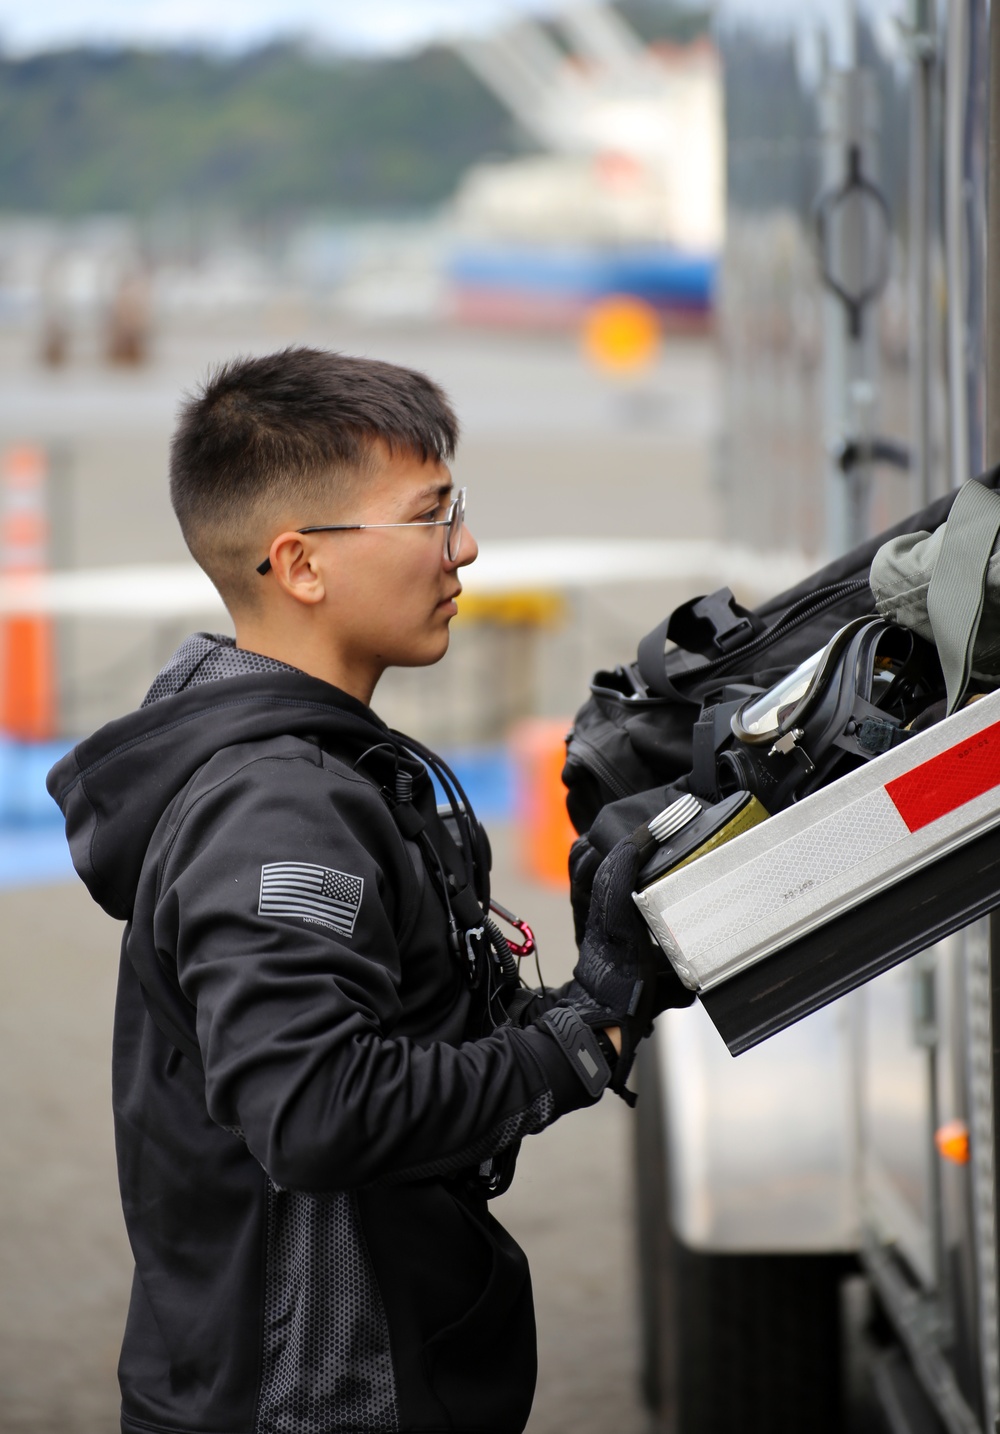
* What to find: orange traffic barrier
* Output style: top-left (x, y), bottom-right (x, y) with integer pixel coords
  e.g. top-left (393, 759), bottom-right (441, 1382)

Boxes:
top-left (0, 445), bottom-right (56, 740)
top-left (510, 718), bottom-right (577, 888)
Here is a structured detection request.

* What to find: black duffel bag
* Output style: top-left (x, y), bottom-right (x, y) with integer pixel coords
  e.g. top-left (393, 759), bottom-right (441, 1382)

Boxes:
top-left (563, 468), bottom-right (1000, 944)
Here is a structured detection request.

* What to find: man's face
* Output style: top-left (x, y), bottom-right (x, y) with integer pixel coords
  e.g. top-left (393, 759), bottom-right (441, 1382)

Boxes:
top-left (310, 446), bottom-right (477, 679)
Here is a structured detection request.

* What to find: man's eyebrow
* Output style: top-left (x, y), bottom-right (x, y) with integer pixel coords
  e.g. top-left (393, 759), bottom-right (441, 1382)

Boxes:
top-left (414, 481), bottom-right (453, 502)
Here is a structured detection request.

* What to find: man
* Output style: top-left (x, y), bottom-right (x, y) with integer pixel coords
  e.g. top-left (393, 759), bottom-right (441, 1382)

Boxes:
top-left (48, 347), bottom-right (690, 1434)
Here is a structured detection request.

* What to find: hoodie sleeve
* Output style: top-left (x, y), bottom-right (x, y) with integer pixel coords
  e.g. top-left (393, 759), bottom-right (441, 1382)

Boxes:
top-left (148, 744), bottom-right (596, 1192)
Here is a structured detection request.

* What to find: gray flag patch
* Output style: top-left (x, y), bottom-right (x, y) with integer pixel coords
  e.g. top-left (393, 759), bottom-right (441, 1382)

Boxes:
top-left (258, 862), bottom-right (364, 936)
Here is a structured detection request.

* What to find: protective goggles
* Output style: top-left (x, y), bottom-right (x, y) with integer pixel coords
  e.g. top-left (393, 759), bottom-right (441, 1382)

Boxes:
top-left (256, 487), bottom-right (466, 576)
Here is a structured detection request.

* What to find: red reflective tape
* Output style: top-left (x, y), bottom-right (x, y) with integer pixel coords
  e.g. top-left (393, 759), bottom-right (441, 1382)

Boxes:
top-left (885, 717), bottom-right (1000, 832)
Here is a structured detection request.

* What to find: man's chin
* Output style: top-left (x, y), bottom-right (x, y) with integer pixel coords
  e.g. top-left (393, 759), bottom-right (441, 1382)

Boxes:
top-left (390, 632), bottom-right (452, 670)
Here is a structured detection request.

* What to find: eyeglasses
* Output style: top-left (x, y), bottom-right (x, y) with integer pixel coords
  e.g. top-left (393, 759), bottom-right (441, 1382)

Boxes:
top-left (256, 487), bottom-right (466, 576)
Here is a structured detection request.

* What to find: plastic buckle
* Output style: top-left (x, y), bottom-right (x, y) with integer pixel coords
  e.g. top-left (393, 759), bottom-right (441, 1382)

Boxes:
top-left (464, 925), bottom-right (486, 987)
top-left (691, 590), bottom-right (755, 653)
top-left (478, 1157), bottom-right (503, 1193)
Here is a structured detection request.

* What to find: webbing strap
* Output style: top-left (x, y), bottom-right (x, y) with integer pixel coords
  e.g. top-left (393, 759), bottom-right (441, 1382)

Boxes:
top-left (926, 479), bottom-right (1000, 713)
top-left (636, 617), bottom-right (673, 695)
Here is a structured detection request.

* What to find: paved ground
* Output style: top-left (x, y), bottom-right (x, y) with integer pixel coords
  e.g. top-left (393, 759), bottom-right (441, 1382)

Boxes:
top-left (1, 880), bottom-right (128, 1432)
top-left (491, 825), bottom-right (649, 1434)
top-left (0, 827), bottom-right (648, 1434)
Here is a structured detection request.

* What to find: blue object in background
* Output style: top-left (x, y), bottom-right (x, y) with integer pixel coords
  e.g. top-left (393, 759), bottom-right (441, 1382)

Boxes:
top-left (0, 736), bottom-right (75, 889)
top-left (0, 736), bottom-right (72, 824)
top-left (430, 746), bottom-right (515, 822)
top-left (0, 739), bottom-right (517, 889)
top-left (0, 827), bottom-right (76, 887)
top-left (448, 244), bottom-right (717, 311)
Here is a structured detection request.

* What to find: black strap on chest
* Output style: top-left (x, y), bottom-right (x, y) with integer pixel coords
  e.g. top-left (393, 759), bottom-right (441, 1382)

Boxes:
top-left (382, 735), bottom-right (519, 999)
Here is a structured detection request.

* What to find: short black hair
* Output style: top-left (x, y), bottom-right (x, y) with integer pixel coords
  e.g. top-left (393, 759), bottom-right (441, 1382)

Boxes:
top-left (170, 346), bottom-right (459, 610)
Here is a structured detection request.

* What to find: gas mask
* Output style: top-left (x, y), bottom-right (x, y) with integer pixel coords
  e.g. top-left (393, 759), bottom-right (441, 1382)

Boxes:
top-left (711, 617), bottom-right (942, 816)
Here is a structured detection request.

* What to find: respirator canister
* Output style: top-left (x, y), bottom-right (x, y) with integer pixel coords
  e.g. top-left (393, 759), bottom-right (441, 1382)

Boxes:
top-left (637, 790), bottom-right (770, 889)
top-left (633, 685), bottom-right (1000, 1046)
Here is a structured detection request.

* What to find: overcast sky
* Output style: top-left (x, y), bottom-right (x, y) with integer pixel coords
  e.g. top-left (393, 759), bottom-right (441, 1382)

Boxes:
top-left (0, 0), bottom-right (587, 55)
top-left (0, 0), bottom-right (872, 62)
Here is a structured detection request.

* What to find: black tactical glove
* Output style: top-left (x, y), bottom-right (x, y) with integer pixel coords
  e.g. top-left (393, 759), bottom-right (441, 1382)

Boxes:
top-left (568, 784), bottom-right (691, 946)
top-left (563, 830), bottom-right (694, 1104)
top-left (568, 831), bottom-right (603, 948)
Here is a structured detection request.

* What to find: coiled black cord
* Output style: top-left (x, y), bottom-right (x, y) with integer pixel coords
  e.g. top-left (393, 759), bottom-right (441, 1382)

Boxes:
top-left (484, 916), bottom-right (519, 984)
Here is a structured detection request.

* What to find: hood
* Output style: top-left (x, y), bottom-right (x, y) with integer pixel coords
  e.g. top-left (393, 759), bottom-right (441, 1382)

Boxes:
top-left (47, 656), bottom-right (400, 923)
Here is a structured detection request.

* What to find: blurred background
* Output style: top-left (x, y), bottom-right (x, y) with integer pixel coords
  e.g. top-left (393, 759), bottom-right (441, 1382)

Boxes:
top-left (0, 0), bottom-right (919, 1429)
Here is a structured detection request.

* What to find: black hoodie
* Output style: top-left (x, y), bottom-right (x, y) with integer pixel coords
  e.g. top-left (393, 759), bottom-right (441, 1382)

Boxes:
top-left (47, 636), bottom-right (600, 1434)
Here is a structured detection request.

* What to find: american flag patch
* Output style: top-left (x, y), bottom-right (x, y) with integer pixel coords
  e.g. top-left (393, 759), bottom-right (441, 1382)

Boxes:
top-left (258, 862), bottom-right (364, 936)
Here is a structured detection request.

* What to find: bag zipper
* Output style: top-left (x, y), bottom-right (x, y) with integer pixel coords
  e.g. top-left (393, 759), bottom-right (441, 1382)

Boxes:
top-left (670, 578), bottom-right (871, 686)
top-left (568, 578), bottom-right (871, 807)
top-left (566, 732), bottom-right (636, 801)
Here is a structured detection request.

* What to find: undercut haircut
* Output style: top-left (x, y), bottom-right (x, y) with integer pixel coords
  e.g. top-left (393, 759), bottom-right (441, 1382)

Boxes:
top-left (169, 346), bottom-right (459, 611)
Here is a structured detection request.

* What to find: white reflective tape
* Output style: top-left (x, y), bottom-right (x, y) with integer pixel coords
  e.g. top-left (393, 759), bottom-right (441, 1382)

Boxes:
top-left (1, 549), bottom-right (47, 570)
top-left (2, 490), bottom-right (46, 513)
top-left (635, 686), bottom-right (1000, 991)
top-left (657, 787), bottom-right (907, 966)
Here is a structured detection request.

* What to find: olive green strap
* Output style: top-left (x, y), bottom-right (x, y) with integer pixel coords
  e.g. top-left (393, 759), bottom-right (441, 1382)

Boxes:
top-left (926, 479), bottom-right (1000, 713)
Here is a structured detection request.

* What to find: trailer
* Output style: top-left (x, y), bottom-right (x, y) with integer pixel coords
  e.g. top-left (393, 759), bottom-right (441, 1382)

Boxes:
top-left (632, 4), bottom-right (1000, 1431)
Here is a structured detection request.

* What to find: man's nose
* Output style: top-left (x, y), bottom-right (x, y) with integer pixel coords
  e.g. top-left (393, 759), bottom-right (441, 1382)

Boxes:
top-left (451, 524), bottom-right (478, 568)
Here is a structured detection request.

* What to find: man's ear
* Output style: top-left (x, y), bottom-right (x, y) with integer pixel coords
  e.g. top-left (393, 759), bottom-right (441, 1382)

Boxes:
top-left (266, 533), bottom-right (326, 606)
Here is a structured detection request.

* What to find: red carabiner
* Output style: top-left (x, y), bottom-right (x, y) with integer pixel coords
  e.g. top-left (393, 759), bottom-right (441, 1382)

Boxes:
top-left (489, 898), bottom-right (536, 961)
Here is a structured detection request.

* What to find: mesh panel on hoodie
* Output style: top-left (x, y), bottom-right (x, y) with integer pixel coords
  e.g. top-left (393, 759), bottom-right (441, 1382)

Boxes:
top-left (143, 633), bottom-right (300, 706)
top-left (256, 1186), bottom-right (399, 1434)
